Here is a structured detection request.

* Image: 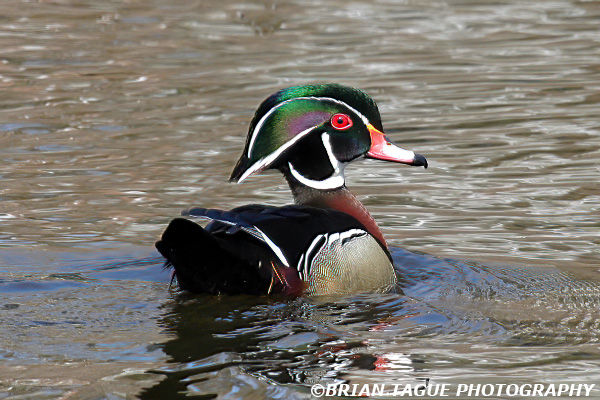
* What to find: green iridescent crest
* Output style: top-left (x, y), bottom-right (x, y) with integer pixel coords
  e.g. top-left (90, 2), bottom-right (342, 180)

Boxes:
top-left (230, 84), bottom-right (383, 182)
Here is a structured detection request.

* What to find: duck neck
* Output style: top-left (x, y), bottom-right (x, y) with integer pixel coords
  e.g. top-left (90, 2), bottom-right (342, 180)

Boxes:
top-left (287, 179), bottom-right (388, 250)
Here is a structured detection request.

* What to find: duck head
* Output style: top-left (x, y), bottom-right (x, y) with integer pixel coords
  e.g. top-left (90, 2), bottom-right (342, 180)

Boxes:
top-left (230, 83), bottom-right (427, 190)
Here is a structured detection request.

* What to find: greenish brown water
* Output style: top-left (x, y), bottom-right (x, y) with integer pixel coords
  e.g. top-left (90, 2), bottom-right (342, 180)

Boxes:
top-left (0, 0), bottom-right (599, 398)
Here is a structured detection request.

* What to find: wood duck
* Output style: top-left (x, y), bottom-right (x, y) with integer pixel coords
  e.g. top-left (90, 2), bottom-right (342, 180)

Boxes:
top-left (156, 84), bottom-right (427, 296)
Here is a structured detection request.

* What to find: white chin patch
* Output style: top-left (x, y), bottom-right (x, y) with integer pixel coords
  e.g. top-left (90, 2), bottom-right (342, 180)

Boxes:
top-left (287, 132), bottom-right (346, 190)
top-left (288, 162), bottom-right (345, 190)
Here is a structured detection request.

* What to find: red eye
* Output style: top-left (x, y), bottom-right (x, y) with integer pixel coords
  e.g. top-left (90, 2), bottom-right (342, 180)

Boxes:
top-left (331, 113), bottom-right (353, 130)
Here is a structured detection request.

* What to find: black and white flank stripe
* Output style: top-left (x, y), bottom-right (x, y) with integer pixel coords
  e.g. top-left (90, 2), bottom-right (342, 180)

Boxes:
top-left (184, 205), bottom-right (383, 280)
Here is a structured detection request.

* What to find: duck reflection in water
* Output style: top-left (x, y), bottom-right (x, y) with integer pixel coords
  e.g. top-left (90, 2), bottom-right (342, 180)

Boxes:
top-left (140, 292), bottom-right (431, 399)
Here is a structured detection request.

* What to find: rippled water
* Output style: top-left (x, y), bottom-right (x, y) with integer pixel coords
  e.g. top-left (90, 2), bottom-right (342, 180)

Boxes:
top-left (1, 0), bottom-right (599, 398)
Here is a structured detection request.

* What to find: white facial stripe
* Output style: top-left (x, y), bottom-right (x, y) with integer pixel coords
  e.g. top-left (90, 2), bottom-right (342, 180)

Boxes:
top-left (320, 97), bottom-right (370, 125)
top-left (321, 133), bottom-right (340, 174)
top-left (237, 124), bottom-right (320, 183)
top-left (288, 163), bottom-right (345, 190)
top-left (247, 96), bottom-right (370, 157)
top-left (286, 132), bottom-right (346, 190)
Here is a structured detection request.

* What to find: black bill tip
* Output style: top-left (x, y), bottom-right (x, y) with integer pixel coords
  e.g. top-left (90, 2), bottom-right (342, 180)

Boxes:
top-left (413, 153), bottom-right (428, 169)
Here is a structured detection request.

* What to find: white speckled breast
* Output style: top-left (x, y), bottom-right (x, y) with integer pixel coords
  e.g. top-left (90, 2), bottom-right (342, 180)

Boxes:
top-left (300, 230), bottom-right (397, 296)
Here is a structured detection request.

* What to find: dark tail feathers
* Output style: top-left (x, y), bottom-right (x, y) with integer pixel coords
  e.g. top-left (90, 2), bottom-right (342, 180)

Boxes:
top-left (156, 218), bottom-right (273, 295)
